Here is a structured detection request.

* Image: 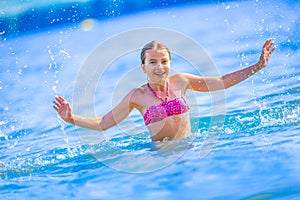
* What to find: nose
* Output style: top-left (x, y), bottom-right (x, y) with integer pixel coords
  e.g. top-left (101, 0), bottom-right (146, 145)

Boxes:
top-left (156, 62), bottom-right (164, 69)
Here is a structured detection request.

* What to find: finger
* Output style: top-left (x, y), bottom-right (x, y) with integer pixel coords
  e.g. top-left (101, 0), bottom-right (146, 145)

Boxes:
top-left (267, 41), bottom-right (274, 50)
top-left (56, 96), bottom-right (67, 104)
top-left (267, 38), bottom-right (273, 44)
top-left (263, 38), bottom-right (271, 48)
top-left (55, 95), bottom-right (61, 100)
top-left (263, 43), bottom-right (274, 54)
top-left (57, 96), bottom-right (66, 103)
top-left (53, 101), bottom-right (61, 108)
top-left (265, 38), bottom-right (274, 50)
top-left (55, 95), bottom-right (64, 101)
top-left (270, 46), bottom-right (276, 53)
top-left (58, 96), bottom-right (66, 101)
top-left (55, 96), bottom-right (63, 103)
top-left (53, 98), bottom-right (62, 105)
top-left (265, 47), bottom-right (275, 58)
top-left (53, 105), bottom-right (59, 112)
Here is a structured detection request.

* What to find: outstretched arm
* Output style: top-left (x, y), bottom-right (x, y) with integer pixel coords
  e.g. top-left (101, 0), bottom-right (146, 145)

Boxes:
top-left (53, 92), bottom-right (134, 131)
top-left (184, 38), bottom-right (276, 92)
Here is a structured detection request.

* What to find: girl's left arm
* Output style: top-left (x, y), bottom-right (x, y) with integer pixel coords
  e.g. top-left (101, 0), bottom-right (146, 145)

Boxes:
top-left (183, 38), bottom-right (276, 92)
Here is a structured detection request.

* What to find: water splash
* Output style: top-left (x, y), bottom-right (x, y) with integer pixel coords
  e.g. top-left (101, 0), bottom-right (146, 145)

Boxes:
top-left (46, 43), bottom-right (71, 94)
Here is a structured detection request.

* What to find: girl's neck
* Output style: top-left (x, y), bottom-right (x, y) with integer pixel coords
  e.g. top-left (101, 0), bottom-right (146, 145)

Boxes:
top-left (148, 79), bottom-right (168, 91)
top-left (147, 80), bottom-right (170, 102)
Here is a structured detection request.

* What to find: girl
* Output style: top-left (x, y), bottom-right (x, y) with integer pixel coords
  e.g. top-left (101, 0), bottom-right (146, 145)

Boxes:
top-left (53, 39), bottom-right (275, 142)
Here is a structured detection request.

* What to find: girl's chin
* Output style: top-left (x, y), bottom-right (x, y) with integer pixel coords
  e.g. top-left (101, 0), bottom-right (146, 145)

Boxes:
top-left (149, 77), bottom-right (168, 83)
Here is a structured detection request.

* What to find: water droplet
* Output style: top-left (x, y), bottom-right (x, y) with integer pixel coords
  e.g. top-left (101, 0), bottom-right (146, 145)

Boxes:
top-left (225, 127), bottom-right (234, 134)
top-left (53, 85), bottom-right (57, 93)
top-left (80, 19), bottom-right (94, 31)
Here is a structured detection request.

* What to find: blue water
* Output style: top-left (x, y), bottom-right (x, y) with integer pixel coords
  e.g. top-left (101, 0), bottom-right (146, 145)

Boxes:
top-left (1, 0), bottom-right (300, 199)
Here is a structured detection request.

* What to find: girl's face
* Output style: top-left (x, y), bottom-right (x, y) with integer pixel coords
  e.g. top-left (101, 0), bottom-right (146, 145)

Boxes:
top-left (141, 49), bottom-right (171, 84)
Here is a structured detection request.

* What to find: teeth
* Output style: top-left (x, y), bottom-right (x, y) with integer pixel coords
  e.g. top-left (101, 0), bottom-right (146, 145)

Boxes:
top-left (155, 72), bottom-right (165, 75)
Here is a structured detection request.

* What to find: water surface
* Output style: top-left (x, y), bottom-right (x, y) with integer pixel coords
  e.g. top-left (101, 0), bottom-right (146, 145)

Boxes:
top-left (1, 0), bottom-right (300, 199)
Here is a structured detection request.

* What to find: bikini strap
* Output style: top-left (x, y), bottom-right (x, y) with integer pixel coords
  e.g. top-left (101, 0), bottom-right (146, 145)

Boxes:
top-left (147, 81), bottom-right (170, 102)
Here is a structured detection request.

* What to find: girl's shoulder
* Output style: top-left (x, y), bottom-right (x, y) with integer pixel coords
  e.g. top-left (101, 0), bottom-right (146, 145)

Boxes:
top-left (127, 84), bottom-right (150, 111)
top-left (127, 84), bottom-right (148, 101)
top-left (131, 84), bottom-right (147, 95)
top-left (170, 73), bottom-right (189, 86)
top-left (170, 73), bottom-right (188, 80)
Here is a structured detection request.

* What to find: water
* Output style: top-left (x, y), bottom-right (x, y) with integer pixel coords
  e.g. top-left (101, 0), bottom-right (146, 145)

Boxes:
top-left (1, 0), bottom-right (300, 199)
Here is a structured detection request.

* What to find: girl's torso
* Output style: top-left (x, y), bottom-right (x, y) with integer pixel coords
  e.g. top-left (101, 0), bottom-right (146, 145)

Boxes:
top-left (131, 74), bottom-right (191, 141)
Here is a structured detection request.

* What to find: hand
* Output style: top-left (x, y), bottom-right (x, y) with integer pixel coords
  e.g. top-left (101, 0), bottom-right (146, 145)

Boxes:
top-left (259, 38), bottom-right (276, 67)
top-left (53, 96), bottom-right (73, 123)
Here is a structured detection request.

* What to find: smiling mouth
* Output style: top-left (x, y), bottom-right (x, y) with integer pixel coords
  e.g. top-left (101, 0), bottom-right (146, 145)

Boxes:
top-left (154, 71), bottom-right (166, 76)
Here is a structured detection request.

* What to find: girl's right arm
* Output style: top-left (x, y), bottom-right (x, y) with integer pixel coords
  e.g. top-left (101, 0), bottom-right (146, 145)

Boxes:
top-left (53, 92), bottom-right (134, 131)
top-left (183, 38), bottom-right (275, 92)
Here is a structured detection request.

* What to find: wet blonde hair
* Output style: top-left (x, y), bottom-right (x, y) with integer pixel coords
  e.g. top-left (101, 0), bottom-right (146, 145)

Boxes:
top-left (140, 41), bottom-right (171, 64)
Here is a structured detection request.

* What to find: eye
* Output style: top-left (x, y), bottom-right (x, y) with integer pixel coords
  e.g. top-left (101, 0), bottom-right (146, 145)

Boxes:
top-left (150, 61), bottom-right (157, 65)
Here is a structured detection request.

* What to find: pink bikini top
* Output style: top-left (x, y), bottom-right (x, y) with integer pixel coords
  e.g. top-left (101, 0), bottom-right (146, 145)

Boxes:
top-left (143, 82), bottom-right (190, 125)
